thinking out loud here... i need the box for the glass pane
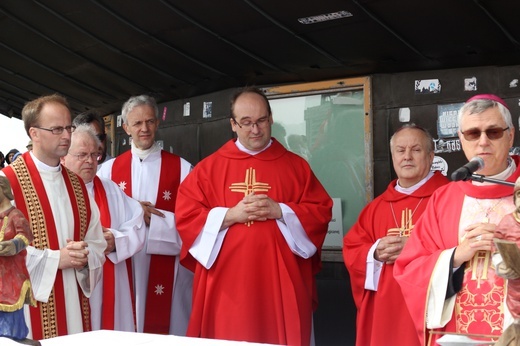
[269,90,367,243]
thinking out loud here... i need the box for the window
[265,77,372,258]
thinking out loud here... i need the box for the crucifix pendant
[482,212,489,223]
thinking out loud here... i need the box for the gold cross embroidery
[469,250,491,286]
[229,167,271,226]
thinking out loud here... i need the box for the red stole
[3,152,92,339]
[111,150,180,334]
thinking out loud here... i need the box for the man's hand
[59,239,90,270]
[222,193,282,230]
[243,193,282,221]
[140,201,165,226]
[103,227,115,255]
[375,235,408,264]
[454,222,496,267]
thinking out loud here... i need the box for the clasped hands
[222,193,282,230]
[59,238,89,270]
[375,235,408,264]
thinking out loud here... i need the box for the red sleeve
[343,199,381,309]
[175,165,211,272]
[284,162,333,257]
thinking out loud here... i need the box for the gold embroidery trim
[229,167,271,227]
[10,159,91,337]
[63,166,91,330]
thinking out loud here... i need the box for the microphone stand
[467,173,515,187]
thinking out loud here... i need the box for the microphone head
[450,156,485,181]
[470,156,485,171]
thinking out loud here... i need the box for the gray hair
[71,123,101,149]
[390,123,434,154]
[121,95,159,124]
[458,99,513,129]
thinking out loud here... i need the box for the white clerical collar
[472,156,516,186]
[235,138,272,155]
[395,171,435,195]
[131,141,161,160]
[30,151,61,172]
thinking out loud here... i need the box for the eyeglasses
[68,152,102,162]
[34,125,76,135]
[232,116,270,129]
[461,127,510,141]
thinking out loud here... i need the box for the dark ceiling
[1,0,519,119]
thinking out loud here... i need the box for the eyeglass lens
[462,127,508,141]
[54,126,75,134]
[234,117,269,128]
[72,153,100,161]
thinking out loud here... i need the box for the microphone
[451,156,485,181]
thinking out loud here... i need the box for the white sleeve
[77,196,107,298]
[146,210,182,255]
[107,188,145,264]
[25,247,60,302]
[189,207,228,269]
[276,203,317,258]
[364,239,384,291]
[426,248,457,329]
[96,158,114,180]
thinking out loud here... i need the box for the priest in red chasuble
[343,124,448,346]
[395,94,519,346]
[175,87,332,346]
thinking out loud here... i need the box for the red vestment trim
[3,152,91,339]
[111,150,180,334]
[93,176,115,330]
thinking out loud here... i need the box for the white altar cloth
[18,330,278,346]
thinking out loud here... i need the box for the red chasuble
[175,139,332,345]
[343,171,448,346]
[3,152,92,339]
[111,150,180,334]
[394,156,520,346]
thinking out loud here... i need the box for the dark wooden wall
[372,64,520,196]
